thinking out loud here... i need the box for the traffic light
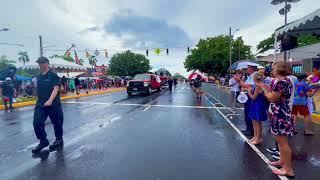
[280,35,298,51]
[146,49,149,56]
[187,47,190,53]
[105,49,108,58]
[166,49,169,55]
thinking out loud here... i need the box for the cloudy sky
[0,0,319,76]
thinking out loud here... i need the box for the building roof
[257,42,320,62]
[275,8,320,38]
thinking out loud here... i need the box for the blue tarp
[16,75,32,81]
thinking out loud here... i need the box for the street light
[0,43,24,47]
[0,28,9,32]
[271,0,301,61]
[229,27,240,68]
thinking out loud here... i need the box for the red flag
[74,50,79,64]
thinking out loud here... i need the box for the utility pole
[229,27,232,68]
[271,0,301,62]
[39,35,43,57]
[283,0,288,62]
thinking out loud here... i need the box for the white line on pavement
[203,91,288,180]
[77,104,96,109]
[63,101,233,110]
[142,106,152,111]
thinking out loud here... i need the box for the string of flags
[51,46,193,65]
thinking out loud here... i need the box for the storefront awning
[275,8,320,38]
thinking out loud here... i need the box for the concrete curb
[312,114,320,125]
[0,88,126,110]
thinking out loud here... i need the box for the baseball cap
[36,56,49,64]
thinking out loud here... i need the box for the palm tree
[0,55,16,69]
[18,51,30,66]
[88,55,97,69]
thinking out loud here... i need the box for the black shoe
[266,148,279,155]
[32,139,49,154]
[242,130,253,136]
[49,139,64,150]
[272,154,280,160]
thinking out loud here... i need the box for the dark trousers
[244,98,253,133]
[169,85,173,92]
[33,105,64,141]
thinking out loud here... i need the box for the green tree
[156,68,171,76]
[0,55,16,69]
[256,34,275,54]
[257,34,320,54]
[184,35,252,75]
[173,73,186,80]
[18,51,30,66]
[109,50,151,77]
[88,55,97,68]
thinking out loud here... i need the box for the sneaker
[266,148,279,155]
[32,139,49,153]
[272,154,280,160]
[49,139,64,150]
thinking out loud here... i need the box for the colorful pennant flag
[86,49,90,58]
[154,48,161,55]
[74,50,79,64]
[65,50,71,58]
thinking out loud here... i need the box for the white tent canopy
[21,57,89,70]
[275,8,320,37]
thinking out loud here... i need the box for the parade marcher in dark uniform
[168,76,174,93]
[173,78,178,87]
[32,57,64,153]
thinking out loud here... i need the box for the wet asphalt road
[0,83,316,180]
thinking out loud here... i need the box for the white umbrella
[236,62,263,70]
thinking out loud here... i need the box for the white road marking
[142,106,152,111]
[77,104,96,109]
[4,114,122,179]
[203,91,288,180]
[64,101,234,110]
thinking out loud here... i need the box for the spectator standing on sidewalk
[0,77,17,112]
[228,72,241,109]
[239,65,257,136]
[292,74,317,136]
[247,73,267,145]
[32,57,64,153]
[257,62,295,178]
[74,77,80,95]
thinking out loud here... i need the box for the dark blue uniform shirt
[36,71,61,107]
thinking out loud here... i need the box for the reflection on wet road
[0,84,318,179]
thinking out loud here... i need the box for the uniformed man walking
[32,57,64,153]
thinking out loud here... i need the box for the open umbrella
[228,60,263,71]
[188,71,208,82]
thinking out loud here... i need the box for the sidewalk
[0,87,126,110]
[203,83,320,180]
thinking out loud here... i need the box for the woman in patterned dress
[256,62,295,178]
